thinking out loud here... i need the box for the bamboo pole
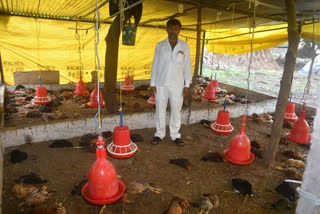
[200,31,206,77]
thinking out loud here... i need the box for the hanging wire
[245,0,256,115]
[300,16,316,104]
[94,0,102,136]
[75,21,83,80]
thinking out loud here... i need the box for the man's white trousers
[154,86,183,140]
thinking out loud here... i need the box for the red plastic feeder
[203,81,217,100]
[284,102,298,122]
[212,80,221,93]
[88,88,105,108]
[74,79,89,95]
[286,106,311,144]
[224,114,255,165]
[81,136,125,205]
[121,76,135,92]
[147,95,156,106]
[107,126,137,159]
[32,86,51,105]
[211,110,234,134]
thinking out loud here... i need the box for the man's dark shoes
[173,138,184,146]
[151,137,162,145]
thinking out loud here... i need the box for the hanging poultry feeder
[284,102,298,122]
[211,110,234,134]
[286,105,311,144]
[88,87,105,108]
[107,125,137,159]
[212,80,221,93]
[121,76,135,92]
[122,25,136,46]
[203,81,217,100]
[32,86,51,105]
[147,95,156,106]
[224,114,255,165]
[82,136,125,205]
[74,79,89,95]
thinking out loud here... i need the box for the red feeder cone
[203,81,217,100]
[74,79,89,95]
[147,95,156,106]
[286,106,311,144]
[212,80,221,93]
[32,86,51,105]
[88,88,105,108]
[121,76,135,92]
[82,136,125,205]
[107,126,137,159]
[224,114,255,165]
[211,110,234,134]
[284,102,298,122]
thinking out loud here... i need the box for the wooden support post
[104,15,121,114]
[264,0,300,166]
[0,53,4,85]
[187,6,201,124]
[200,31,206,77]
[193,7,201,81]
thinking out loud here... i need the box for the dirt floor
[3,115,311,214]
[4,83,253,128]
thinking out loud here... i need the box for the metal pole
[200,31,206,77]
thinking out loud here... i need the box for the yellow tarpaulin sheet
[205,24,289,55]
[206,22,320,55]
[0,15,197,85]
[301,22,320,43]
[1,13,320,85]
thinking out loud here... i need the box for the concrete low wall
[0,98,277,149]
[6,80,151,92]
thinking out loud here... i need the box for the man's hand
[151,86,157,95]
[183,87,189,97]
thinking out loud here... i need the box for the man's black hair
[166,19,182,28]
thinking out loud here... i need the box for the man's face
[167,24,180,40]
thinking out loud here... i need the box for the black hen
[71,179,88,196]
[131,133,144,143]
[201,152,224,162]
[15,173,48,184]
[200,119,211,128]
[232,178,253,196]
[49,139,73,148]
[169,158,192,170]
[275,181,296,201]
[10,149,28,164]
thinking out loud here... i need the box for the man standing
[150,19,192,146]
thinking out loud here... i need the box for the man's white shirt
[150,38,192,89]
